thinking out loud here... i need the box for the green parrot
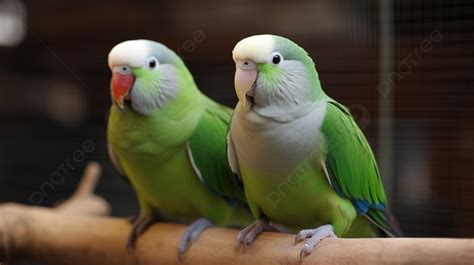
[228,35,402,259]
[106,39,253,259]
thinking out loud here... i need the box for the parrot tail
[384,207,403,237]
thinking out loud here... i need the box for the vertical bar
[378,0,394,200]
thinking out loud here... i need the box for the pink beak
[234,67,257,108]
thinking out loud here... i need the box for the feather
[320,99,400,237]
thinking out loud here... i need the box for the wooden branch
[55,161,110,216]
[0,204,473,265]
[0,161,472,264]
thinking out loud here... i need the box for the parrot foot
[295,224,337,260]
[178,218,214,261]
[234,218,277,250]
[126,214,159,252]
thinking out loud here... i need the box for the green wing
[188,97,246,206]
[321,99,400,236]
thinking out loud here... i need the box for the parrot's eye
[147,57,158,69]
[270,52,283,65]
[238,60,256,70]
[113,66,132,75]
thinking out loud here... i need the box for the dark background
[0,0,473,238]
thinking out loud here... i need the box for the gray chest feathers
[231,102,327,176]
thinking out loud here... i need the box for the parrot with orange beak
[106,39,253,259]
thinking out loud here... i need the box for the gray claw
[235,219,276,251]
[295,229,314,244]
[234,221,256,250]
[300,248,309,261]
[295,224,337,261]
[178,218,213,261]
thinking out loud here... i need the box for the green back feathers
[321,99,401,236]
[189,98,247,206]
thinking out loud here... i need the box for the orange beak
[111,72,135,110]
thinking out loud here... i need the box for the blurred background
[0,0,472,238]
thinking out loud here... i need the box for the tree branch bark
[0,204,473,265]
[1,162,473,264]
[55,161,110,216]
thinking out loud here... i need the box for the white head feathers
[232,35,275,63]
[108,40,154,69]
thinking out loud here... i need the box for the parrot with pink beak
[228,35,401,259]
[106,39,253,259]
